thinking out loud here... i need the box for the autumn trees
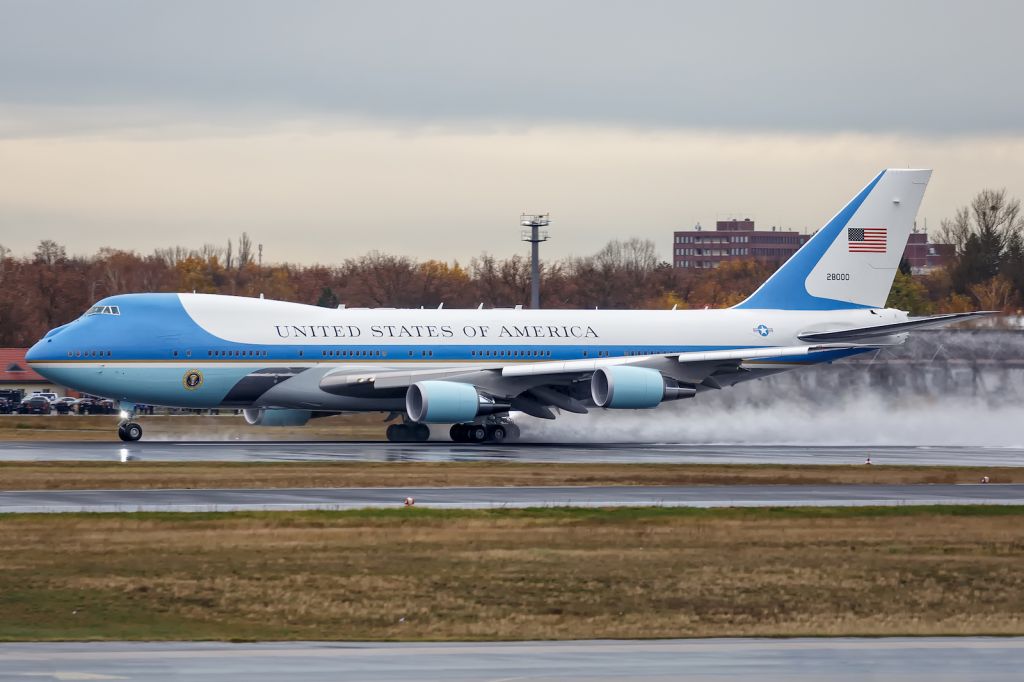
[1,189,1022,345]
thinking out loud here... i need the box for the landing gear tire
[118,422,143,442]
[485,425,507,443]
[387,423,431,443]
[466,424,488,443]
[449,424,468,443]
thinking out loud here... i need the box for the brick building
[672,219,809,269]
[673,220,953,273]
[903,231,954,273]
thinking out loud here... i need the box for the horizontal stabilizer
[797,311,994,343]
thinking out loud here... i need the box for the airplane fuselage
[26,292,900,411]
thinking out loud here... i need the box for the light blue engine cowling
[243,408,312,426]
[406,381,507,423]
[590,366,695,409]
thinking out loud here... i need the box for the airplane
[26,168,988,443]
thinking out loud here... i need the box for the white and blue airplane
[26,169,986,443]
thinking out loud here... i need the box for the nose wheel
[118,422,143,442]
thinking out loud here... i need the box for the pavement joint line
[4,638,1024,661]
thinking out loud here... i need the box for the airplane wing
[796,311,994,343]
[318,343,866,418]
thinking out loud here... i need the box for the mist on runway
[521,329,1024,446]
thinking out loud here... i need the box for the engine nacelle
[406,381,508,423]
[590,366,696,409]
[243,408,312,427]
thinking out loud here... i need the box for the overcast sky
[1,0,1022,263]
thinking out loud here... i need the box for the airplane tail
[735,168,932,310]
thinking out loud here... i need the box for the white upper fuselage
[184,294,903,351]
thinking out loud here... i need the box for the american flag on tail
[848,227,887,253]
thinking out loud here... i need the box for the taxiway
[2,483,1022,513]
[2,638,1022,681]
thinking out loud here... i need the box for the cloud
[1,0,1021,135]
[1,122,1023,263]
[1,2,1021,262]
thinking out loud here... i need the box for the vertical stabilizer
[735,168,931,310]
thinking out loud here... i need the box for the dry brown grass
[0,460,1018,490]
[1,507,1023,641]
[0,414,388,441]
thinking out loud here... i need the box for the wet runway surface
[3,483,1022,513]
[5,440,1024,466]
[2,638,1023,681]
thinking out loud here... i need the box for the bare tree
[33,240,66,266]
[199,243,224,264]
[938,189,1022,255]
[237,232,253,267]
[153,246,190,268]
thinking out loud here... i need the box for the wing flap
[499,344,855,378]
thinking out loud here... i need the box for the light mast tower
[520,213,550,309]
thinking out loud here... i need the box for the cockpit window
[85,305,121,317]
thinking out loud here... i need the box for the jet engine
[242,408,312,427]
[590,366,696,409]
[406,381,509,423]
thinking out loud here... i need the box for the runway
[2,638,1023,681]
[5,440,1024,466]
[2,483,1022,513]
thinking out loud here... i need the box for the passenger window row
[205,350,269,358]
[323,349,385,358]
[471,350,552,358]
[99,348,665,361]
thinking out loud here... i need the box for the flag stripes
[848,227,887,253]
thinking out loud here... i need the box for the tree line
[1,189,1021,346]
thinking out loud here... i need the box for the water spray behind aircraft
[519,328,1024,447]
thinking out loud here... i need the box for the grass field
[1,506,1022,641]
[0,460,1018,490]
[0,414,388,441]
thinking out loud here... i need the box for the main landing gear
[450,419,521,444]
[385,416,521,444]
[117,402,143,442]
[386,422,431,443]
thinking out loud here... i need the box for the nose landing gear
[118,421,143,442]
[117,402,143,442]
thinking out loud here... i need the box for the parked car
[18,397,52,414]
[31,392,59,403]
[76,398,116,415]
[0,389,25,405]
[0,397,14,414]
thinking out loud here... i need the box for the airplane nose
[25,339,47,363]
